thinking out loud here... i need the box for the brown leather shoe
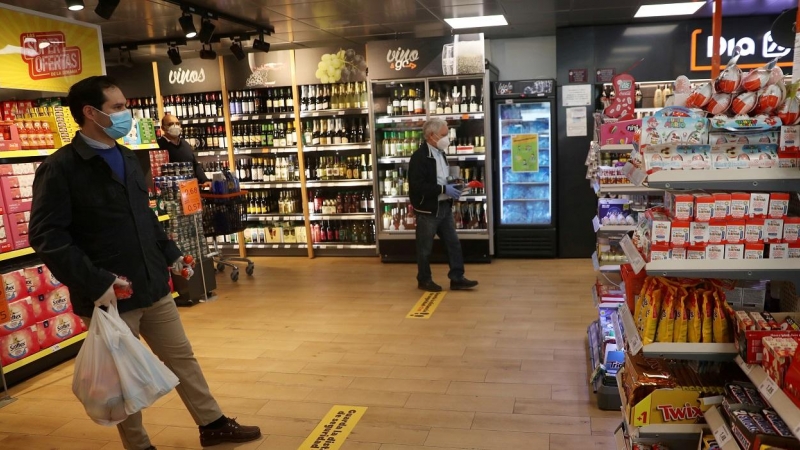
[199,417,261,447]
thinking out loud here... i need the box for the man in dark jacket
[157,113,211,187]
[408,118,478,292]
[28,76,260,450]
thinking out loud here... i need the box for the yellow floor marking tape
[406,291,446,319]
[297,405,367,450]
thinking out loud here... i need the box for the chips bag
[700,290,714,343]
[656,285,677,343]
[712,290,731,343]
[673,287,689,343]
[687,292,702,343]
[635,278,656,334]
[642,280,664,345]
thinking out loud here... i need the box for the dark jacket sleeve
[151,206,182,265]
[28,161,116,303]
[193,156,209,184]
[409,149,445,200]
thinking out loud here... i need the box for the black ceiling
[4,0,796,59]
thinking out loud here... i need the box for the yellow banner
[297,405,367,450]
[0,4,104,93]
[406,291,446,319]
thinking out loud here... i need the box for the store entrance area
[1,257,615,450]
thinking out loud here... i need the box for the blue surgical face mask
[92,108,133,140]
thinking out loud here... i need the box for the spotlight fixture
[198,18,216,44]
[252,31,270,53]
[179,13,197,38]
[229,40,245,61]
[94,0,120,19]
[199,44,216,60]
[66,0,84,11]
[167,45,182,65]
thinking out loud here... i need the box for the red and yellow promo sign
[0,3,104,93]
[179,179,202,215]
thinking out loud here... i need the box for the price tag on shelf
[592,252,600,271]
[592,216,601,233]
[792,423,800,438]
[280,114,287,119]
[272,245,279,249]
[739,359,753,375]
[50,343,61,353]
[713,426,732,447]
[759,376,779,399]
[312,112,319,117]
[620,235,645,274]
[178,179,202,215]
[38,149,50,156]
[337,245,343,249]
[338,111,345,115]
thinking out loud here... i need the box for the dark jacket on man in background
[408,141,449,215]
[29,133,182,318]
[157,136,210,183]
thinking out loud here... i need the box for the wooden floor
[0,257,620,450]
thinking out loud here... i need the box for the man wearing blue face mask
[28,76,261,450]
[408,118,478,292]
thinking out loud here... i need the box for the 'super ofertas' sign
[690,25,793,71]
[0,3,105,93]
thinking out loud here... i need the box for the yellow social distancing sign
[297,405,367,450]
[406,291,446,319]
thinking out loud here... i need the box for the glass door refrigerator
[492,80,557,257]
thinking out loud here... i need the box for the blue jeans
[416,201,465,283]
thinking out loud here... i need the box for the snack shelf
[375,115,427,124]
[0,247,35,262]
[248,214,304,221]
[4,332,88,374]
[299,108,368,118]
[230,113,294,122]
[599,144,635,152]
[158,215,170,222]
[429,112,485,121]
[646,260,800,291]
[735,355,800,440]
[240,182,302,189]
[0,149,57,158]
[703,405,741,450]
[592,284,625,309]
[593,215,636,233]
[646,168,800,192]
[593,180,662,195]
[306,180,372,188]
[618,303,737,361]
[304,143,371,152]
[592,251,624,272]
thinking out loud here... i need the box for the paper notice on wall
[562,84,591,106]
[566,107,587,137]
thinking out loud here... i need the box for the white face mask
[436,136,450,151]
[166,125,181,138]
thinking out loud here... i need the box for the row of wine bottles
[385,83,483,116]
[163,92,223,119]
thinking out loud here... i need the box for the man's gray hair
[423,118,448,139]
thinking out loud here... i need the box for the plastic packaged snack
[656,285,677,343]
[687,292,702,343]
[701,290,714,343]
[673,288,689,343]
[712,290,730,343]
[642,280,664,345]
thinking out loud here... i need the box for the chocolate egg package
[714,48,743,94]
[686,82,714,109]
[755,84,786,115]
[777,81,800,126]
[742,58,779,92]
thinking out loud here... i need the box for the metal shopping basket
[201,190,254,282]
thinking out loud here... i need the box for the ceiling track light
[229,39,245,61]
[199,43,216,60]
[95,0,120,20]
[66,0,84,11]
[179,13,197,39]
[167,45,182,65]
[252,31,270,53]
[198,18,216,44]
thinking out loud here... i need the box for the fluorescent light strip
[445,15,507,29]
[634,2,706,18]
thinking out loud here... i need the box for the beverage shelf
[375,115,427,124]
[378,156,411,164]
[704,406,741,450]
[379,230,488,240]
[502,198,549,202]
[429,112,485,121]
[0,247,35,262]
[0,149,57,158]
[299,108,369,118]
[381,195,486,203]
[646,168,800,192]
[736,355,800,440]
[599,144,635,152]
[230,113,295,122]
[618,303,737,361]
[306,179,372,188]
[237,147,298,154]
[240,182,302,189]
[218,243,308,249]
[158,215,170,222]
[248,214,304,221]
[182,117,226,125]
[312,243,375,249]
[304,143,371,152]
[377,153,484,163]
[4,332,87,374]
[196,150,227,157]
[309,214,374,221]
[646,259,800,290]
[593,216,636,233]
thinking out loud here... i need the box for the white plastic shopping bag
[72,308,127,426]
[98,304,180,416]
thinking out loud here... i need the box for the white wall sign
[562,84,591,107]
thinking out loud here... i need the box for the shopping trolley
[201,190,254,282]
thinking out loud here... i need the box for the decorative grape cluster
[314,48,367,84]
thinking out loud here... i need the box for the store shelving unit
[646,260,800,291]
[736,356,800,440]
[704,406,741,450]
[646,168,800,192]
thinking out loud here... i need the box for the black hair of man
[67,76,119,126]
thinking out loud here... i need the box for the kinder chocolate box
[710,131,779,146]
[671,245,687,259]
[690,221,710,245]
[640,108,709,148]
[726,243,745,259]
[666,192,694,220]
[780,152,799,167]
[0,297,35,336]
[731,193,750,219]
[727,220,746,244]
[0,325,39,366]
[2,269,27,303]
[770,243,789,259]
[790,242,800,258]
[784,218,800,243]
[765,218,784,243]
[750,193,770,218]
[687,244,706,259]
[709,220,727,244]
[781,125,800,153]
[694,194,714,222]
[31,285,71,322]
[769,193,790,219]
[713,193,732,220]
[643,145,712,171]
[745,243,765,259]
[706,243,725,260]
[650,243,671,261]
[712,145,780,169]
[745,219,765,243]
[36,312,82,349]
[671,220,690,246]
[647,209,672,243]
[599,119,642,146]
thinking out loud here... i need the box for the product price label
[592,216,601,233]
[759,376,779,399]
[312,112,319,117]
[338,110,345,115]
[51,343,61,352]
[792,422,800,438]
[739,358,753,375]
[620,235,645,274]
[713,426,732,447]
[178,179,202,215]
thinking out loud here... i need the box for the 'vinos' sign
[169,68,206,85]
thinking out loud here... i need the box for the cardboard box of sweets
[722,382,800,450]
[734,312,800,364]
